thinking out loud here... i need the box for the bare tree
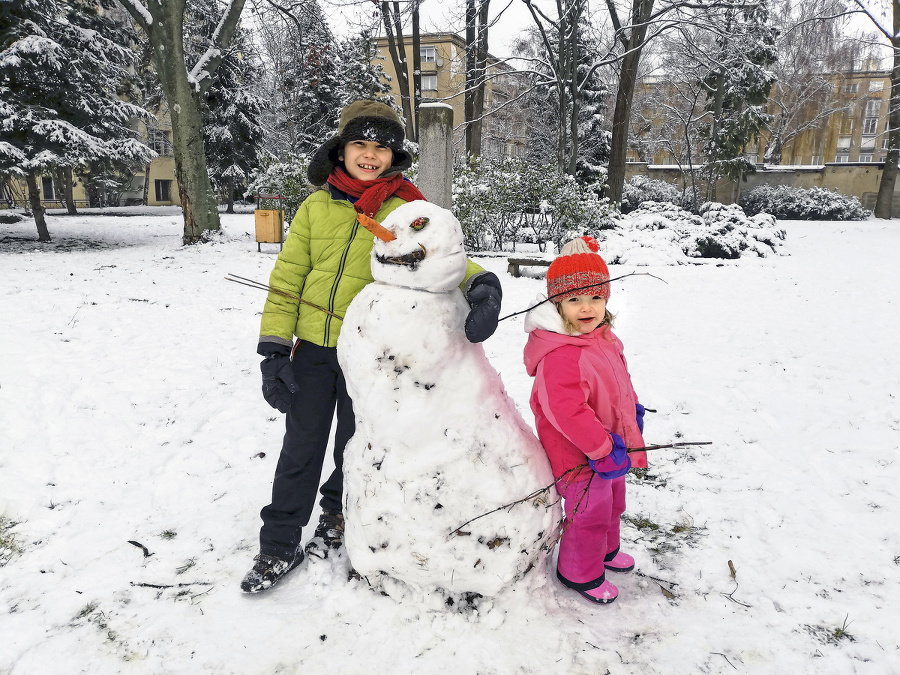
[118,0,246,243]
[380,0,416,139]
[853,0,900,218]
[764,0,861,164]
[464,0,491,155]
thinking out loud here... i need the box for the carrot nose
[357,213,396,242]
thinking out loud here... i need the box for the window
[859,154,874,162]
[837,135,852,150]
[811,155,823,165]
[865,99,881,116]
[41,176,55,199]
[883,139,891,149]
[149,129,172,155]
[841,118,854,134]
[155,179,172,202]
[835,153,850,163]
[861,135,876,150]
[863,117,879,134]
[420,46,436,63]
[869,80,884,92]
[745,153,759,164]
[421,74,437,91]
[845,83,859,93]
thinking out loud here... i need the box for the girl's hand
[588,433,631,479]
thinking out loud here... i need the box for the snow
[2,209,900,673]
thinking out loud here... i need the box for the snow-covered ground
[1,210,898,673]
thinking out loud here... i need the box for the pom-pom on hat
[307,100,413,186]
[546,236,611,302]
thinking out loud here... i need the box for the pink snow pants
[556,474,626,587]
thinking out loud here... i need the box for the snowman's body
[337,201,559,598]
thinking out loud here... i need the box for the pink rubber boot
[604,550,635,573]
[580,579,619,604]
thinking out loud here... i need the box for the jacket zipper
[325,211,360,344]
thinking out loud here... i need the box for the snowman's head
[358,201,467,292]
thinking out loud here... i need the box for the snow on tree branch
[188,0,246,94]
[116,0,152,28]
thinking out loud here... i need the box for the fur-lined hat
[307,100,413,186]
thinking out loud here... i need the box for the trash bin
[255,193,285,252]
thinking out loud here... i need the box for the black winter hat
[307,100,413,186]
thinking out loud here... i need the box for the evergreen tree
[701,1,777,198]
[185,0,266,213]
[0,0,153,240]
[336,31,396,108]
[253,0,344,156]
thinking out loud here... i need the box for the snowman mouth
[376,245,427,267]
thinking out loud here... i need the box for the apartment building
[371,32,526,159]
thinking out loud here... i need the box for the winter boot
[240,549,304,593]
[304,509,345,560]
[579,579,619,604]
[557,570,619,604]
[604,549,635,573]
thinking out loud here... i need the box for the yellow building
[372,32,526,158]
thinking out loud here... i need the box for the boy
[241,100,503,593]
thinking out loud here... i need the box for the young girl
[523,236,648,604]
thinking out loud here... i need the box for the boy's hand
[259,348,298,413]
[588,433,631,479]
[464,272,502,343]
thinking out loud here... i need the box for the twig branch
[225,273,344,320]
[629,441,712,453]
[498,272,668,322]
[127,540,153,557]
[449,465,583,536]
[130,581,214,589]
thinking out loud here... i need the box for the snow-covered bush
[620,175,684,213]
[739,185,870,220]
[246,155,314,220]
[596,201,786,264]
[453,157,612,252]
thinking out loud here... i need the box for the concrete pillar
[417,103,454,209]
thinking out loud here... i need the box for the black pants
[258,341,354,559]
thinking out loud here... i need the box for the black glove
[464,272,502,343]
[259,344,298,413]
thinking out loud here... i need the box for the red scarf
[327,167,427,217]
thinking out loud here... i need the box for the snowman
[337,201,560,600]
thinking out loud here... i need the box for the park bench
[507,257,552,277]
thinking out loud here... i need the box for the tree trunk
[116,0,245,244]
[381,1,415,140]
[150,33,220,243]
[412,2,421,143]
[57,168,77,214]
[142,163,151,205]
[25,172,51,242]
[875,22,900,218]
[465,0,490,156]
[226,174,235,214]
[605,0,654,205]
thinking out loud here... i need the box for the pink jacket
[523,298,647,482]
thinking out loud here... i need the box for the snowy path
[1,213,899,673]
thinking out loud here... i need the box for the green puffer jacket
[259,188,486,349]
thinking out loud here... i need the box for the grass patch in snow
[0,516,23,566]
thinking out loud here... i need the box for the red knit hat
[546,236,610,302]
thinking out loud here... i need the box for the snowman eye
[410,217,429,231]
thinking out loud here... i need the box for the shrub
[246,155,315,222]
[597,201,786,264]
[452,157,612,252]
[620,176,683,213]
[739,185,869,220]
